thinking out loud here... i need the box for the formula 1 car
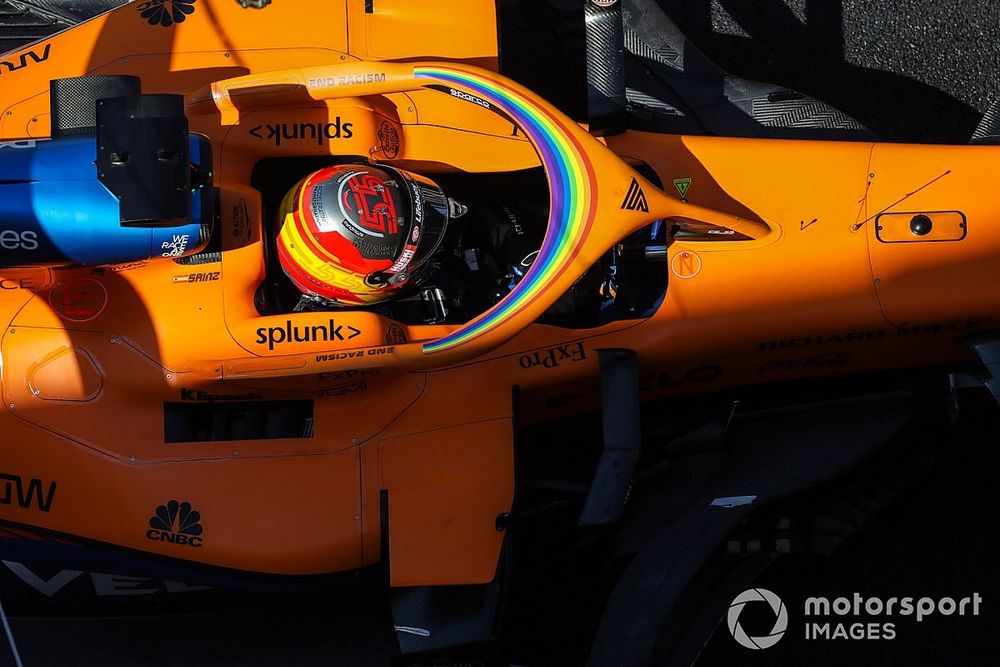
[1,1,999,665]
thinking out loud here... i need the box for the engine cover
[0,134,212,268]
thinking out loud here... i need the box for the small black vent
[164,400,314,443]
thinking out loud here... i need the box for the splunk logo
[255,319,363,351]
[249,119,354,147]
[146,500,203,548]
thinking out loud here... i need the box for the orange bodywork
[0,0,998,585]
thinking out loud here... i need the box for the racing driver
[272,163,543,321]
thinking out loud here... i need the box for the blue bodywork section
[0,135,210,267]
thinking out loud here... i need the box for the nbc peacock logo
[146,500,204,548]
[136,0,197,28]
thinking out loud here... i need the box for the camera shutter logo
[727,588,788,650]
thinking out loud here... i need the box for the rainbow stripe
[415,66,598,355]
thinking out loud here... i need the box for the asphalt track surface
[3,1,1000,665]
[665,0,1000,143]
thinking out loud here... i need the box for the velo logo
[728,588,788,650]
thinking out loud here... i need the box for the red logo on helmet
[341,174,399,237]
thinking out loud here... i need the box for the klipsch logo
[250,119,354,147]
[728,588,788,650]
[146,500,204,548]
[620,178,649,212]
[137,0,197,27]
[180,388,262,402]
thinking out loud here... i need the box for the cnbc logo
[146,500,204,548]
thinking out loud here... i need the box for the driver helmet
[276,164,451,306]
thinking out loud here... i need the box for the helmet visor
[367,167,449,287]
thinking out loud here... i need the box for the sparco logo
[728,588,788,650]
[256,319,362,351]
[449,88,491,110]
[146,500,203,547]
[0,44,50,76]
[250,119,354,147]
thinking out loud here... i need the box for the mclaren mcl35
[0,0,998,665]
